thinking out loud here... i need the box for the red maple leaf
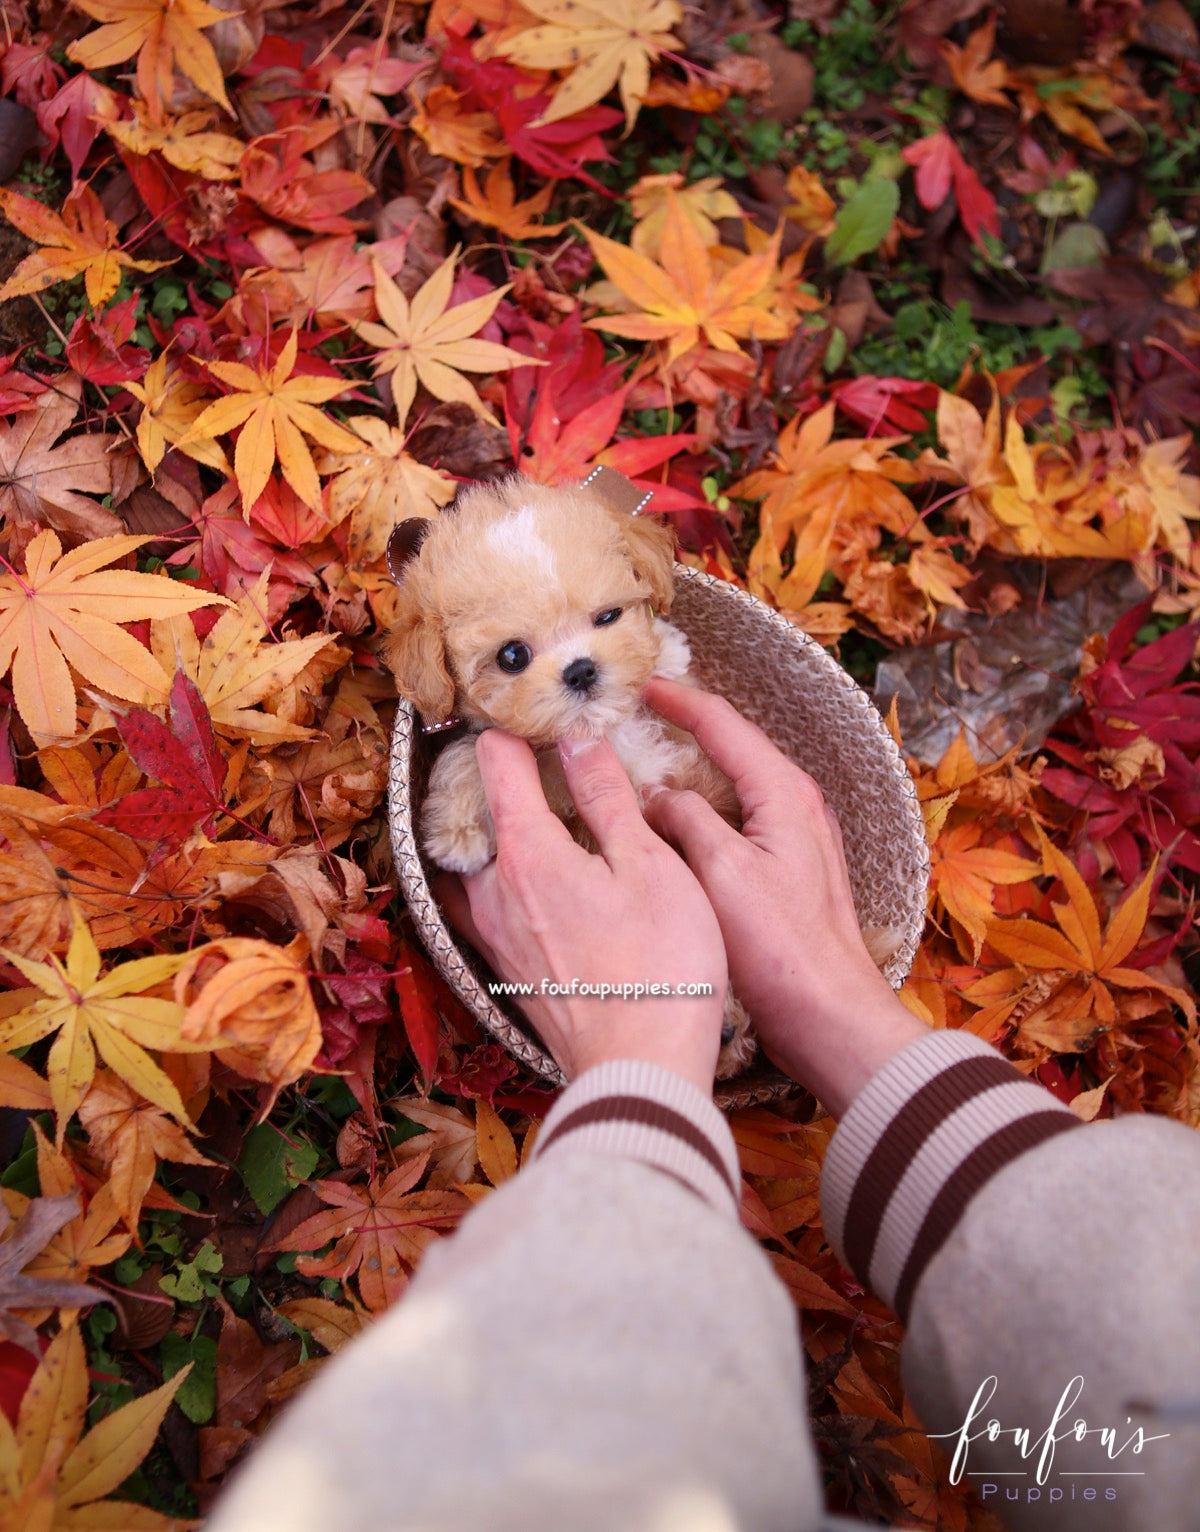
[95,669,228,858]
[1041,603,1200,887]
[66,296,151,387]
[442,39,622,191]
[903,130,1000,249]
[832,375,938,434]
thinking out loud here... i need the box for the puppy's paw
[716,993,757,1080]
[422,815,497,875]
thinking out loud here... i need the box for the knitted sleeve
[527,1057,742,1218]
[820,1029,1081,1320]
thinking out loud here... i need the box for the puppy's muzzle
[562,657,599,694]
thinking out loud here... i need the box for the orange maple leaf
[67,0,232,118]
[941,17,1011,108]
[735,401,919,612]
[0,184,168,310]
[583,194,787,365]
[968,834,1195,1050]
[78,1070,214,1230]
[449,160,567,239]
[410,82,506,166]
[930,821,1038,958]
[268,1154,468,1311]
[179,328,361,510]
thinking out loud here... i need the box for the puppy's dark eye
[594,608,622,627]
[496,640,532,673]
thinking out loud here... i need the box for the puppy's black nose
[562,657,598,694]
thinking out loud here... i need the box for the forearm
[209,1062,822,1532]
[821,1029,1200,1529]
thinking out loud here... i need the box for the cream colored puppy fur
[383,472,757,1076]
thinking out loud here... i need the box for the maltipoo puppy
[383,467,757,1076]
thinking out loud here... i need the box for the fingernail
[640,781,666,806]
[558,737,599,762]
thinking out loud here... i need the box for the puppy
[383,468,757,1076]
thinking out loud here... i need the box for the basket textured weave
[387,565,930,1109]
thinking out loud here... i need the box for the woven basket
[387,565,930,1110]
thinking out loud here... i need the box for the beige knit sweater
[207,1030,1200,1531]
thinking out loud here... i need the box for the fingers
[643,678,781,784]
[643,678,825,836]
[644,786,736,872]
[474,729,566,848]
[557,736,652,865]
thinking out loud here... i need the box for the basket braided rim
[387,564,930,1111]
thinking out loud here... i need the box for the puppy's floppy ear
[619,512,676,613]
[580,466,676,613]
[381,564,457,722]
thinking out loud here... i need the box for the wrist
[764,987,929,1118]
[569,1008,720,1094]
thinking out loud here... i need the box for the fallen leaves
[268,1156,467,1311]
[584,194,787,364]
[181,328,361,511]
[0,1198,109,1351]
[355,250,537,426]
[0,1319,191,1530]
[176,935,323,1102]
[0,184,167,309]
[493,0,683,131]
[0,375,122,543]
[67,0,232,118]
[0,910,203,1142]
[3,0,1200,1522]
[0,530,226,743]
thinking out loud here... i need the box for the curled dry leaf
[176,935,323,1101]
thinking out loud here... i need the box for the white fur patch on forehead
[483,505,557,581]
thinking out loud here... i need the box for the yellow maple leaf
[930,821,1038,958]
[0,529,227,743]
[149,571,337,744]
[494,0,682,131]
[178,327,361,510]
[783,165,836,235]
[628,172,740,258]
[448,160,567,239]
[0,184,168,310]
[0,1318,191,1529]
[0,909,215,1143]
[105,102,244,180]
[355,250,539,427]
[583,194,787,365]
[68,0,232,118]
[315,415,457,565]
[123,350,229,475]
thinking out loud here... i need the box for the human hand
[642,678,928,1116]
[435,728,728,1093]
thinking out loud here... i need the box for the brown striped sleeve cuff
[820,1030,1081,1322]
[528,1060,741,1218]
